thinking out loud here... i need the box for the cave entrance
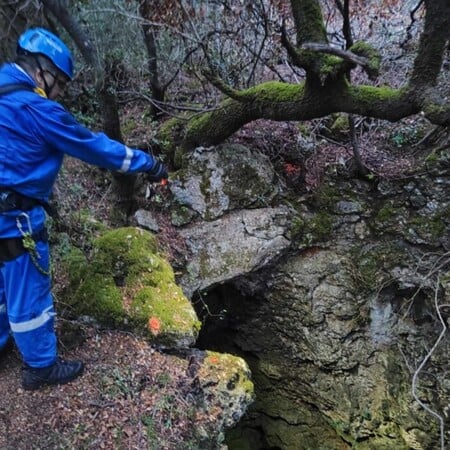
[192,283,277,450]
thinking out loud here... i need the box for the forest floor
[0,325,211,450]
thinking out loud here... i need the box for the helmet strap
[34,56,56,97]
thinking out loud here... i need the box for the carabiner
[16,212,33,237]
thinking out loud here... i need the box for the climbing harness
[0,189,54,216]
[15,213,50,276]
[0,225,48,266]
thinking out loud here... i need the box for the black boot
[22,358,84,391]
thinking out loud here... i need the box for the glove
[146,159,168,182]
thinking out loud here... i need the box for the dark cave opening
[193,283,253,354]
[192,282,275,450]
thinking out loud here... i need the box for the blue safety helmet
[17,28,74,80]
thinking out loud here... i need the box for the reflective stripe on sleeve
[10,306,55,333]
[119,146,134,173]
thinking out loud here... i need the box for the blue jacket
[0,63,157,237]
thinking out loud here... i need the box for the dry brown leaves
[0,328,207,450]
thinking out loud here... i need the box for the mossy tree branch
[176,81,422,152]
[161,0,449,159]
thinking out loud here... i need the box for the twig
[411,275,447,450]
[301,43,369,67]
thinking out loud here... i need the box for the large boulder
[187,350,255,448]
[63,227,201,348]
[178,206,292,297]
[169,143,280,224]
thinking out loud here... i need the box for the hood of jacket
[0,62,37,88]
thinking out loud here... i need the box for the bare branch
[201,69,246,102]
[302,43,369,68]
[280,20,308,70]
[411,275,447,450]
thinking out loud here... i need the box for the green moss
[201,351,254,396]
[375,204,397,223]
[62,245,126,324]
[170,205,196,226]
[243,81,305,103]
[93,227,158,281]
[424,148,450,172]
[329,113,349,136]
[349,41,381,78]
[328,418,354,445]
[408,214,446,240]
[62,247,89,284]
[187,110,215,136]
[306,212,334,241]
[156,116,187,166]
[291,216,306,237]
[424,151,440,164]
[312,183,340,209]
[131,280,201,340]
[371,202,409,233]
[220,152,272,208]
[349,85,405,104]
[349,243,406,291]
[294,184,337,243]
[422,102,448,117]
[71,273,125,324]
[321,54,344,77]
[62,227,201,344]
[291,0,327,43]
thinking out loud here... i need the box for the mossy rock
[196,351,255,429]
[63,227,201,348]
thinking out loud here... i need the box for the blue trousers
[0,240,57,368]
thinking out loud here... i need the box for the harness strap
[0,228,48,264]
[0,83,35,96]
[0,189,55,217]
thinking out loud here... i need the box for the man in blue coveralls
[0,28,168,390]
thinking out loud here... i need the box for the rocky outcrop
[135,143,294,297]
[60,225,255,448]
[96,141,448,449]
[178,206,292,297]
[169,144,279,223]
[165,144,450,449]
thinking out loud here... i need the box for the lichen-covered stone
[169,144,279,223]
[63,227,201,348]
[178,206,292,297]
[191,350,254,447]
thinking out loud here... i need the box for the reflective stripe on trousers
[0,239,57,367]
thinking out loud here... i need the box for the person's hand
[146,159,168,182]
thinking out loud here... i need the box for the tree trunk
[40,0,137,224]
[139,0,165,119]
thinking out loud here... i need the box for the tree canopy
[172,0,449,154]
